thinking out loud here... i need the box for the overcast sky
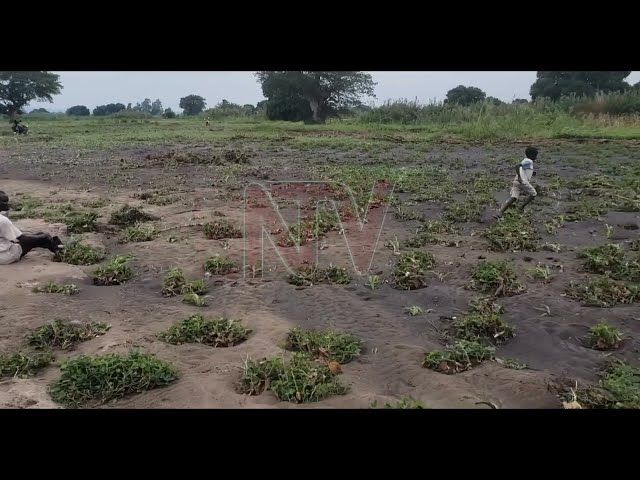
[30,71,640,113]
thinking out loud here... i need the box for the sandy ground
[1,141,639,409]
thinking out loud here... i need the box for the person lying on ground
[0,191,64,265]
[495,146,538,219]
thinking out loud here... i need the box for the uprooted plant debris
[483,211,539,252]
[468,260,526,297]
[558,360,640,409]
[162,267,207,297]
[579,243,640,282]
[584,322,625,351]
[284,327,362,364]
[565,276,640,307]
[203,220,243,240]
[93,255,134,285]
[144,149,251,166]
[287,264,352,286]
[109,205,158,226]
[451,297,514,345]
[53,237,106,266]
[423,340,495,374]
[391,250,436,290]
[28,319,111,350]
[0,351,55,379]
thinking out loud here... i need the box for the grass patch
[579,243,640,281]
[53,237,105,265]
[443,196,493,223]
[452,297,514,345]
[94,255,134,285]
[565,276,640,307]
[496,358,529,370]
[161,267,206,297]
[81,198,110,208]
[483,211,538,252]
[48,350,178,407]
[394,205,424,222]
[237,352,349,403]
[405,231,443,248]
[33,281,80,295]
[119,222,158,243]
[584,322,625,350]
[0,351,55,378]
[182,292,208,306]
[599,361,640,408]
[580,243,625,274]
[159,314,251,347]
[562,361,640,409]
[27,319,110,350]
[65,212,98,234]
[417,219,458,234]
[391,250,436,290]
[287,264,352,286]
[405,305,425,316]
[527,264,553,283]
[203,220,243,240]
[564,200,607,221]
[109,205,157,226]
[204,255,238,275]
[469,260,525,296]
[284,327,362,364]
[423,340,495,374]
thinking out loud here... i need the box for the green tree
[0,71,62,119]
[66,105,90,116]
[93,103,126,116]
[151,99,163,116]
[30,108,50,113]
[530,71,632,101]
[255,71,376,124]
[445,85,486,106]
[163,108,176,119]
[140,98,152,114]
[179,95,206,116]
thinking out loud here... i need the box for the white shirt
[513,157,534,185]
[0,212,22,254]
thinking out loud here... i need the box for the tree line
[2,71,640,123]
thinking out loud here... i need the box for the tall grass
[4,91,640,149]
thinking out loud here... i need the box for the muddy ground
[1,138,639,409]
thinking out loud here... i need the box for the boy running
[495,146,538,218]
